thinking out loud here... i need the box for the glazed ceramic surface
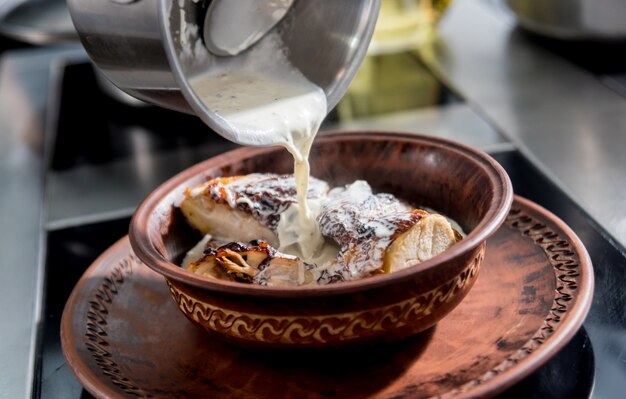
[129,132,513,347]
[62,196,593,398]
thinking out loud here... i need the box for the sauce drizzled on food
[189,33,331,265]
[180,175,462,286]
[181,15,462,286]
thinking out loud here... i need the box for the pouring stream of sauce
[189,33,333,264]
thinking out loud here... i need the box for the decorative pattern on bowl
[168,244,484,346]
[129,131,514,348]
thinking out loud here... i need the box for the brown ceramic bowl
[129,131,513,349]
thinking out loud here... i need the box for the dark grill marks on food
[204,173,329,230]
[190,239,301,283]
[317,187,428,282]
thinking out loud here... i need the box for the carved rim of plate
[445,206,583,397]
[78,204,586,398]
[84,253,152,398]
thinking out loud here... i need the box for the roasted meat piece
[316,181,460,283]
[180,174,329,247]
[186,239,314,286]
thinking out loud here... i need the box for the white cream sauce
[276,199,338,266]
[182,234,212,269]
[189,33,331,265]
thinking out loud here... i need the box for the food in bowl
[129,132,513,348]
[179,173,462,286]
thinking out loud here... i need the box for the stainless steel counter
[0,57,44,399]
[0,45,86,399]
[0,45,73,398]
[420,0,626,253]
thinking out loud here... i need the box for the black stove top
[33,60,626,399]
[49,63,235,171]
[36,152,603,399]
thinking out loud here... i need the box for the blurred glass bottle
[337,0,452,120]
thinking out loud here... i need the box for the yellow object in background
[369,0,452,55]
[337,0,453,120]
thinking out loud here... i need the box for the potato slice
[383,214,459,273]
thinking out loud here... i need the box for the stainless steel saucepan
[67,0,380,143]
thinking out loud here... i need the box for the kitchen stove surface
[34,59,621,399]
[49,63,235,171]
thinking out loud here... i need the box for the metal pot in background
[0,0,78,45]
[67,0,381,135]
[505,0,626,41]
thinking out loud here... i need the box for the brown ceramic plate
[61,196,593,399]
